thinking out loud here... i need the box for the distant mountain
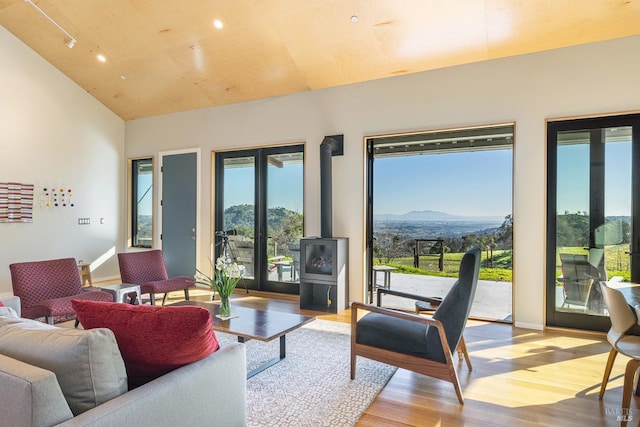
[374,209,504,223]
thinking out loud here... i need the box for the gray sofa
[0,295,246,427]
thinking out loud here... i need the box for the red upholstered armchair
[117,250,193,305]
[9,257,113,324]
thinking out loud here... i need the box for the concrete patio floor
[374,272,513,323]
[226,264,513,322]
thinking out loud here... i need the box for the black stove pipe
[320,137,338,238]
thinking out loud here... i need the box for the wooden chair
[351,247,481,404]
[598,282,640,418]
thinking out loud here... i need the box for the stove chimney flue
[319,135,343,238]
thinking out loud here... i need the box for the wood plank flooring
[88,285,638,426]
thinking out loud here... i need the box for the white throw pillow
[0,316,128,415]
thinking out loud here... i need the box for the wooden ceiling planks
[2,0,640,120]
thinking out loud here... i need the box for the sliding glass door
[546,114,640,331]
[366,124,514,322]
[215,145,304,294]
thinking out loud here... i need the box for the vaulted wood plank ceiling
[1,0,639,120]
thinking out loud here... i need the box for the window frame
[545,113,640,331]
[128,156,154,248]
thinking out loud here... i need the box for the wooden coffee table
[169,300,315,378]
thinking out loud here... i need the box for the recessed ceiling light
[97,54,106,63]
[350,15,359,23]
[213,19,224,29]
[120,75,127,80]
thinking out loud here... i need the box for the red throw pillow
[71,300,219,389]
[0,301,4,307]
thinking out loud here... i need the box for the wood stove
[299,135,349,313]
[299,237,348,313]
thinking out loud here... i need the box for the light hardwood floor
[87,285,638,426]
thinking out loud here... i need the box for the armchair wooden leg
[458,337,472,370]
[149,293,156,305]
[599,348,618,399]
[451,371,465,405]
[622,359,640,420]
[161,293,168,305]
[350,350,356,380]
[184,288,190,301]
[351,304,357,380]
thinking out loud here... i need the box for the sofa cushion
[0,316,127,416]
[72,300,220,389]
[0,353,74,426]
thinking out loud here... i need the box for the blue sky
[374,139,632,218]
[557,140,631,216]
[224,164,304,213]
[137,173,152,215]
[166,139,631,220]
[374,150,513,217]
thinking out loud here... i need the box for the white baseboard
[92,274,121,284]
[514,321,544,330]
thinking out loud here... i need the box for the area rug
[215,319,397,427]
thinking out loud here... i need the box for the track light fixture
[24,0,77,49]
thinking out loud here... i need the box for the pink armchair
[9,258,113,324]
[117,250,193,305]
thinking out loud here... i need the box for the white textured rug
[216,319,396,427]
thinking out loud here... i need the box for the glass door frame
[365,123,515,320]
[214,144,305,294]
[546,113,640,331]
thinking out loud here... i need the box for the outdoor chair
[351,247,481,404]
[117,250,193,305]
[558,253,597,310]
[229,237,254,277]
[288,243,301,282]
[9,257,113,325]
[598,282,640,418]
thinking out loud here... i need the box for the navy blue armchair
[351,247,481,404]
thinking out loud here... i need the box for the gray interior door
[161,152,197,277]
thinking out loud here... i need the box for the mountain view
[374,210,506,240]
[374,209,504,223]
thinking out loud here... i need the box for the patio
[263,263,513,322]
[374,272,513,323]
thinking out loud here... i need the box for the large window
[130,157,153,248]
[366,124,514,322]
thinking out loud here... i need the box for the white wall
[126,35,640,329]
[0,27,125,293]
